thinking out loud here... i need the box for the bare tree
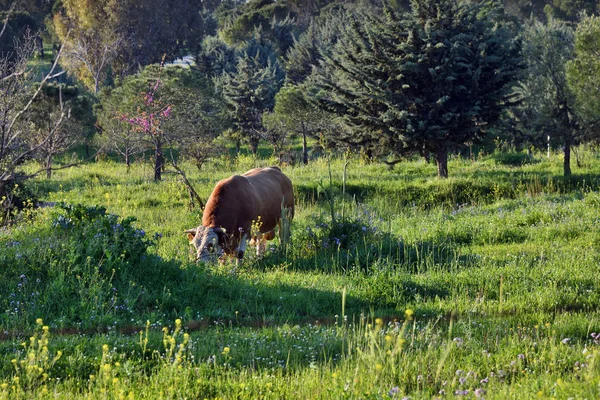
[0,27,69,221]
[62,33,123,94]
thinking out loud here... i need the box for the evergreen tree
[567,13,600,146]
[283,6,347,84]
[310,0,522,177]
[521,19,581,176]
[218,43,283,155]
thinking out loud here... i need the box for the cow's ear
[184,229,197,242]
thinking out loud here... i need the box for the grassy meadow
[1,148,600,399]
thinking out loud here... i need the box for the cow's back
[202,167,294,235]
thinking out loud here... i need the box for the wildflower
[405,309,414,318]
[480,377,489,384]
[388,386,400,397]
[375,318,384,327]
[36,318,43,326]
[518,353,525,360]
[385,335,393,343]
[561,338,571,345]
[474,388,486,398]
[222,347,230,355]
[455,389,469,396]
[375,363,383,371]
[453,337,464,347]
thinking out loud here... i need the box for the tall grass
[1,148,600,398]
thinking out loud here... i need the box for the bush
[0,203,167,330]
[486,151,536,166]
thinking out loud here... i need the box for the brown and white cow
[185,167,294,263]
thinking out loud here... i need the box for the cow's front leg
[236,234,248,266]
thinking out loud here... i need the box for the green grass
[1,149,600,398]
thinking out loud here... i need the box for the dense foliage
[310,0,523,177]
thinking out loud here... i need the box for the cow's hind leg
[257,230,275,256]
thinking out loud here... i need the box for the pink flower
[163,106,172,118]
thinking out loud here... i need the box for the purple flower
[163,106,172,117]
[388,386,400,397]
[455,389,469,396]
[453,337,463,347]
[480,377,489,385]
[474,388,486,398]
[518,353,525,360]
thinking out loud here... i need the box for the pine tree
[310,0,522,177]
[219,50,282,155]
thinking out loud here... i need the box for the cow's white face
[185,226,224,262]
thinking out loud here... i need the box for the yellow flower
[36,318,44,326]
[0,383,8,390]
[375,364,383,371]
[175,319,182,326]
[405,309,414,318]
[385,335,393,343]
[375,318,384,326]
[89,375,95,381]
[332,372,339,379]
[222,347,231,355]
[102,344,109,352]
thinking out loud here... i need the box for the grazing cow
[185,167,294,263]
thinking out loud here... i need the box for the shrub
[0,203,165,330]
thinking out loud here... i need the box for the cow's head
[185,226,226,262]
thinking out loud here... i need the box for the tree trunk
[249,137,259,156]
[154,142,163,181]
[45,156,52,179]
[302,130,308,165]
[125,152,131,173]
[36,36,43,59]
[563,136,571,177]
[435,145,448,178]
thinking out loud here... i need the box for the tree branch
[6,30,71,149]
[0,1,16,40]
